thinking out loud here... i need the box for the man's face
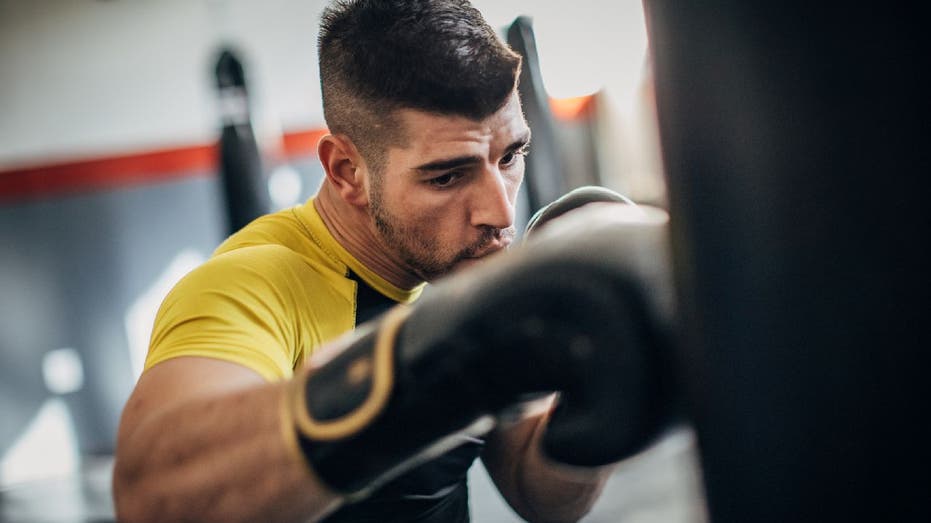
[367,92,530,282]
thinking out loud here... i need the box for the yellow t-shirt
[143,198,424,381]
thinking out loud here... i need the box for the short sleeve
[144,244,353,382]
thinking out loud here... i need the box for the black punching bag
[214,48,271,235]
[644,2,930,522]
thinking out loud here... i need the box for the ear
[318,134,370,207]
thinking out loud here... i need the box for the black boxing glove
[522,203,677,466]
[283,203,674,499]
[524,185,635,237]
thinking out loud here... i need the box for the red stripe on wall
[0,98,585,203]
[0,144,218,203]
[280,129,328,158]
[0,128,332,204]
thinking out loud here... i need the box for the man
[112,1,627,522]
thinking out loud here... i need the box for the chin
[450,257,490,277]
[421,256,485,282]
[454,258,481,271]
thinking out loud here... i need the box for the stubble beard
[369,188,509,282]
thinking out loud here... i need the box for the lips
[468,239,511,259]
[462,227,515,260]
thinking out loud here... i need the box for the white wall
[0,0,650,171]
[0,0,328,167]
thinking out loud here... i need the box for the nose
[470,167,516,230]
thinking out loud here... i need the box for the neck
[314,182,423,291]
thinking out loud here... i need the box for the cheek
[403,201,448,231]
[505,170,525,202]
[397,190,473,248]
[401,189,461,224]
[398,200,449,237]
[416,207,466,250]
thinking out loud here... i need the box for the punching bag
[214,48,271,235]
[644,2,930,522]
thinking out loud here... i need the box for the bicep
[118,357,267,444]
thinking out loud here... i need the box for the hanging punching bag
[643,2,930,522]
[214,47,271,235]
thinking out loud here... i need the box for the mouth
[457,227,516,265]
[466,239,512,260]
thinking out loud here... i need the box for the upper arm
[117,357,268,446]
[112,357,344,523]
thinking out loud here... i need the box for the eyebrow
[414,155,482,172]
[413,130,532,173]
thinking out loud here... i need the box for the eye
[428,171,464,188]
[500,146,529,168]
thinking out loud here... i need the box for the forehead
[389,92,529,162]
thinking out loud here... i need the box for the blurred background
[4,1,928,522]
[0,0,702,521]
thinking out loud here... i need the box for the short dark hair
[318,0,522,171]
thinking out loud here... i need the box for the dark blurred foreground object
[214,47,271,235]
[644,1,930,522]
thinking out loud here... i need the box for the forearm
[485,399,615,523]
[113,381,340,523]
[516,412,615,522]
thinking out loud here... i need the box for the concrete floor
[0,427,707,522]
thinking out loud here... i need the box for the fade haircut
[318,0,522,174]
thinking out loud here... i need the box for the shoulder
[147,244,354,380]
[215,207,315,258]
[158,244,356,350]
[169,243,348,314]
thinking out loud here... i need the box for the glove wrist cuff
[285,305,412,494]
